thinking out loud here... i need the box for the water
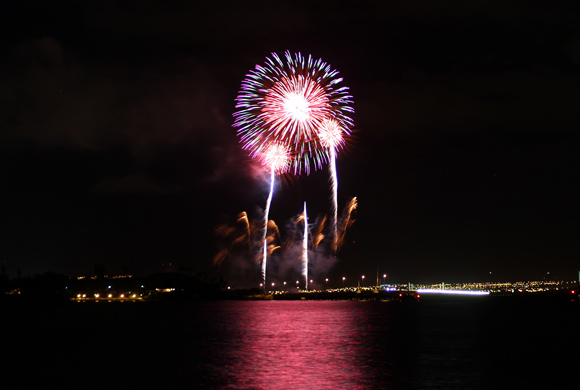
[4,297,578,389]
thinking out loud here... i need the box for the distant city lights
[416,289,489,296]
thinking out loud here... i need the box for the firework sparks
[213,211,260,270]
[336,197,358,251]
[237,211,251,251]
[213,202,358,287]
[234,51,354,175]
[212,249,228,268]
[311,215,327,249]
[262,75,328,141]
[265,221,282,258]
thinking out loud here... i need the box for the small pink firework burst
[318,118,344,149]
[260,143,291,174]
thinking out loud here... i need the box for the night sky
[1,1,579,285]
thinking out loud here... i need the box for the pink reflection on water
[218,301,376,390]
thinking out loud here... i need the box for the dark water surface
[4,297,579,389]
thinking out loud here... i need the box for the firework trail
[234,51,354,176]
[318,118,345,252]
[259,143,290,289]
[260,169,274,289]
[329,149,338,251]
[302,202,308,290]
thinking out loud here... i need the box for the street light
[383,274,387,285]
[361,275,365,288]
[325,278,329,290]
[342,276,346,289]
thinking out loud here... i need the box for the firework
[266,220,281,257]
[302,202,308,290]
[233,51,354,288]
[237,211,251,251]
[213,202,358,287]
[212,249,228,268]
[259,142,291,174]
[336,197,358,251]
[318,118,344,251]
[318,118,344,150]
[234,51,354,175]
[328,150,339,252]
[311,215,327,248]
[258,143,290,289]
[260,169,274,289]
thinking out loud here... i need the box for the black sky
[1,1,579,285]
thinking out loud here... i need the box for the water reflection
[195,299,502,389]
[213,301,382,389]
[5,298,578,389]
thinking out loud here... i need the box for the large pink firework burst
[234,51,354,175]
[261,75,328,145]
